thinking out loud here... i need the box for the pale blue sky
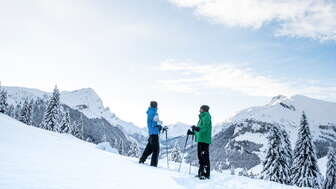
[1,0,335,127]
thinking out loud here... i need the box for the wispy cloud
[168,0,336,41]
[158,60,336,100]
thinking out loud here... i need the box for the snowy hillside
[4,86,145,136]
[0,113,314,189]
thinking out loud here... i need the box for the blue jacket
[147,107,160,135]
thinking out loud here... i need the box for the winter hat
[150,101,158,108]
[200,105,210,112]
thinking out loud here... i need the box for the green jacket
[195,112,212,144]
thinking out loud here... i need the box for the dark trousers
[198,142,210,178]
[139,135,160,167]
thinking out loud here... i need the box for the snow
[3,86,146,136]
[228,95,336,126]
[235,133,268,145]
[0,113,310,189]
[96,142,119,154]
[221,94,336,144]
[167,122,191,138]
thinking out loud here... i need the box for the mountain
[187,95,336,172]
[3,86,147,153]
[0,113,316,189]
[227,95,336,127]
[167,122,191,138]
[4,86,146,136]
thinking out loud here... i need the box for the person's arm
[148,111,156,128]
[198,116,210,134]
[153,114,163,125]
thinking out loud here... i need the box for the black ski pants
[197,142,210,178]
[139,135,160,167]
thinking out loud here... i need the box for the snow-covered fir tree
[86,136,94,143]
[230,164,235,175]
[261,126,291,184]
[322,148,336,189]
[0,87,8,114]
[71,120,82,139]
[118,140,124,155]
[127,142,140,157]
[14,103,22,120]
[101,133,108,142]
[239,168,249,177]
[291,112,322,188]
[6,104,15,118]
[170,143,182,163]
[19,99,33,125]
[58,111,72,133]
[281,129,293,167]
[40,86,60,131]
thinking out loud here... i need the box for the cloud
[168,0,336,41]
[158,60,336,100]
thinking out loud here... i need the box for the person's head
[200,105,210,113]
[150,101,158,108]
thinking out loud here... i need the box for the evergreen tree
[170,143,182,163]
[6,104,15,118]
[118,140,124,155]
[86,136,94,143]
[101,133,108,142]
[127,142,140,157]
[261,126,291,184]
[0,88,8,114]
[291,112,322,188]
[230,164,235,175]
[71,120,82,139]
[14,103,22,120]
[322,148,336,189]
[19,99,33,125]
[59,111,72,133]
[281,129,293,167]
[41,86,60,131]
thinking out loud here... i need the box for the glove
[162,126,168,132]
[187,129,194,135]
[191,125,200,132]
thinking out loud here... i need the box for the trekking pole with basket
[178,132,190,172]
[189,134,195,175]
[165,128,169,169]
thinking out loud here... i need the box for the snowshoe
[199,176,207,180]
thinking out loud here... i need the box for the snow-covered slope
[3,86,145,136]
[0,113,312,189]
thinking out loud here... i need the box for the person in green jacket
[188,105,212,180]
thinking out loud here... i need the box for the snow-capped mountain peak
[61,88,110,119]
[227,94,336,126]
[3,86,145,136]
[267,95,289,106]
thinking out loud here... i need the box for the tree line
[261,112,336,189]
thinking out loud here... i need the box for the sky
[0,0,335,127]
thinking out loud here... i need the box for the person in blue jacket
[139,101,163,167]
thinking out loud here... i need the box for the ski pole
[189,135,194,175]
[165,129,169,169]
[178,133,189,172]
